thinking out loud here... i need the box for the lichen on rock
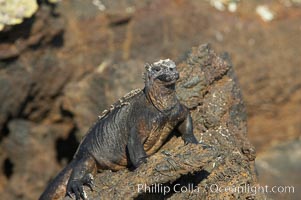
[0,0,38,31]
[0,0,60,31]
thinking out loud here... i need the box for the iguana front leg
[178,109,212,149]
[127,127,147,168]
[66,154,96,200]
[177,110,199,144]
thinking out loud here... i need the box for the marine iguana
[40,59,199,200]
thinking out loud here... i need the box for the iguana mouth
[164,79,177,86]
[157,73,179,84]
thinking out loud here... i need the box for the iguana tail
[39,160,76,200]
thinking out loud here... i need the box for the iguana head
[144,59,179,89]
[144,59,179,112]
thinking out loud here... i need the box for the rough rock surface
[63,44,262,200]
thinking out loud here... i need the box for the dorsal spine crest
[98,89,142,119]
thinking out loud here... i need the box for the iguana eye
[152,66,161,72]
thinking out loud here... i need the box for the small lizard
[39,59,199,200]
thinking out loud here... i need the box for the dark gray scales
[39,59,199,200]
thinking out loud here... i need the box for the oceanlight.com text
[209,184,295,195]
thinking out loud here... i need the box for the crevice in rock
[2,121,10,137]
[0,56,19,65]
[0,116,12,142]
[59,105,74,119]
[135,170,210,200]
[55,127,79,163]
[16,84,35,119]
[0,17,34,44]
[210,67,229,86]
[50,31,64,48]
[2,157,14,179]
[109,16,132,27]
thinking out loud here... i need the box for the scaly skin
[39,59,198,200]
